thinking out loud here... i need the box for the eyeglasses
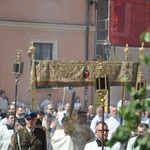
[26,118,34,121]
[97,129,109,132]
[138,131,145,135]
[48,108,54,110]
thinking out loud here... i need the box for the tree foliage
[140,31,150,42]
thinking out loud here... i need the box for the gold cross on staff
[17,49,22,54]
[27,41,36,57]
[124,44,129,61]
[139,42,145,58]
[16,49,22,62]
[96,56,104,61]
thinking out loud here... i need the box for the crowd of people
[0,91,150,150]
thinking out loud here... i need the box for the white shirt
[141,116,150,127]
[26,125,35,133]
[0,117,7,126]
[117,100,122,111]
[0,125,14,150]
[58,110,70,126]
[74,103,82,111]
[126,136,140,150]
[117,99,129,111]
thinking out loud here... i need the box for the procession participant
[57,103,71,126]
[105,106,120,139]
[51,116,86,150]
[12,111,47,150]
[86,105,95,126]
[90,106,108,133]
[109,106,120,122]
[45,103,56,117]
[36,118,53,150]
[0,112,15,149]
[0,109,6,121]
[56,106,63,119]
[42,113,55,138]
[45,103,57,130]
[61,103,71,116]
[76,109,95,142]
[0,90,10,113]
[37,110,45,121]
[74,96,82,111]
[126,123,149,150]
[141,111,150,127]
[40,94,53,113]
[15,114,26,130]
[117,98,129,111]
[16,106,24,119]
[0,104,15,126]
[108,104,115,118]
[84,121,122,150]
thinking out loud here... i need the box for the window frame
[29,39,58,90]
[31,39,58,60]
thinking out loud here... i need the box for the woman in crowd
[74,96,82,111]
[86,105,95,126]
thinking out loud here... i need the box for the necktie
[30,131,34,136]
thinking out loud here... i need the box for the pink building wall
[0,0,95,24]
[0,1,96,107]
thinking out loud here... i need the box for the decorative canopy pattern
[34,60,139,88]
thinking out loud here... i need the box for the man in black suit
[12,111,47,150]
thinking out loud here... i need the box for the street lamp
[12,49,24,131]
[13,49,23,79]
[136,43,146,94]
[94,58,109,150]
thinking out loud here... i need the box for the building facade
[0,1,149,109]
[0,0,96,107]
